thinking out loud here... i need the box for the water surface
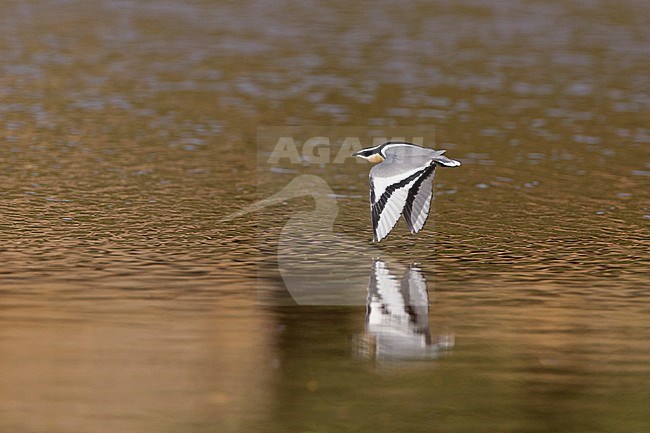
[0,1,648,432]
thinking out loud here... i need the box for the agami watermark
[259,126,434,166]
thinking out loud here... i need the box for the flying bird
[353,141,461,242]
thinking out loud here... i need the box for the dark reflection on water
[0,0,649,432]
[355,260,454,362]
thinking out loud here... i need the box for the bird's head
[352,146,385,164]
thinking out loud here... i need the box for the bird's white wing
[369,156,433,242]
[401,264,429,307]
[400,265,430,334]
[368,260,406,319]
[403,167,435,234]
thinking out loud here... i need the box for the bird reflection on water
[355,260,454,362]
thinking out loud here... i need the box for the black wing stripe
[371,165,430,240]
[403,165,436,232]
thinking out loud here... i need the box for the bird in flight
[353,141,461,242]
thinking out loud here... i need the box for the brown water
[1,1,649,432]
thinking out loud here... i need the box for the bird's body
[353,141,460,242]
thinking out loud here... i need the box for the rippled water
[0,1,648,432]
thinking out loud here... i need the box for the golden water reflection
[0,287,275,433]
[0,0,648,431]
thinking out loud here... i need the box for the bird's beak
[352,151,361,157]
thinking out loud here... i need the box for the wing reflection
[356,260,454,361]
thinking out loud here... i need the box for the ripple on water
[0,0,648,431]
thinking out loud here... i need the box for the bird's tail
[431,151,461,167]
